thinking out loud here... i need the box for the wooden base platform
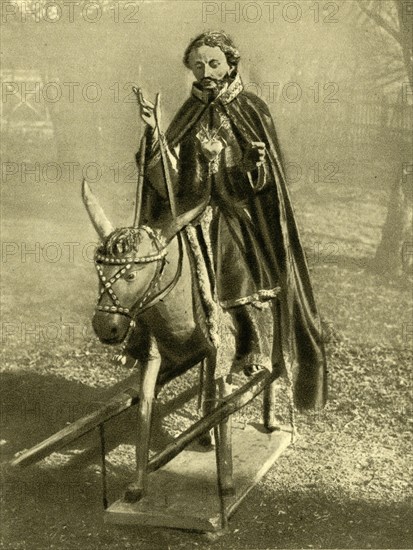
[104,422,292,532]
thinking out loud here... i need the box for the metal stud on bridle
[94,226,168,319]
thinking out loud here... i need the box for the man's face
[188,45,233,90]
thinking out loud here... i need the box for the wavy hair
[183,31,240,69]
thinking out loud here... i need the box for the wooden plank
[105,422,292,531]
[147,370,277,474]
[10,367,272,470]
[10,372,199,469]
[10,386,140,468]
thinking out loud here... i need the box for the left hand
[242,142,266,172]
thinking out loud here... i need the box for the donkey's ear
[82,180,114,240]
[160,200,208,242]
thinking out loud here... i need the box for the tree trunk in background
[370,173,412,276]
[368,0,412,276]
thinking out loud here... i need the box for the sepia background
[1,1,412,549]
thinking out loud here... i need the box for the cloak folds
[139,82,327,411]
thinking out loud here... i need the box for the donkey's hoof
[123,486,144,503]
[264,423,281,433]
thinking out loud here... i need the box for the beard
[199,77,225,90]
[198,71,236,93]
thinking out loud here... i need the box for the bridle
[94,227,183,323]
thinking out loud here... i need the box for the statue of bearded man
[135,31,327,411]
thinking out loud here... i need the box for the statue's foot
[243,364,266,377]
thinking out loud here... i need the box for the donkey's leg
[263,299,283,431]
[213,423,229,529]
[215,376,235,497]
[263,380,279,432]
[124,336,161,503]
[198,357,215,448]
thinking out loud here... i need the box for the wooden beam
[62,384,200,469]
[10,368,196,468]
[148,370,277,474]
[10,373,198,467]
[11,366,275,471]
[10,386,140,468]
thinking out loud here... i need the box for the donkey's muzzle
[92,311,131,344]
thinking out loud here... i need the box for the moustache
[200,77,219,85]
[199,77,227,91]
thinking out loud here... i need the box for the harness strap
[94,231,183,319]
[137,233,184,315]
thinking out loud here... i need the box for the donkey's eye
[125,272,138,282]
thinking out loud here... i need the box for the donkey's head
[82,180,205,344]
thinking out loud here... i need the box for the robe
[139,74,327,411]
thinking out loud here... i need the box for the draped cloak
[139,75,327,411]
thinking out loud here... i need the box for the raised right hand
[133,87,156,129]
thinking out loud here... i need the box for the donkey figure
[82,180,278,505]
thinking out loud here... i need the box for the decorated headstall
[94,226,168,318]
